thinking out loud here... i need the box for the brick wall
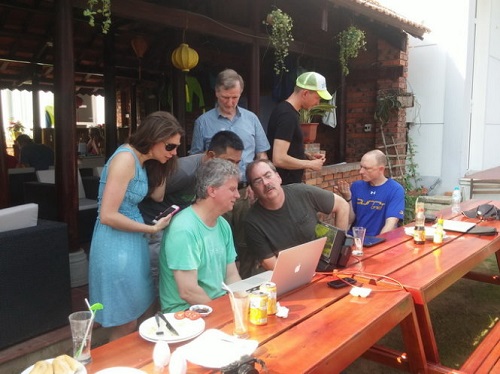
[303,156,362,225]
[304,157,361,192]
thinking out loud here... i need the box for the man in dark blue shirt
[16,134,54,170]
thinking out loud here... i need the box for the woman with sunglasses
[89,111,184,341]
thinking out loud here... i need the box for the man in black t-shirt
[244,159,350,271]
[266,72,332,184]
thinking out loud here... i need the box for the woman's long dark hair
[128,111,184,194]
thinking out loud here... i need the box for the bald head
[364,150,387,167]
[359,149,387,186]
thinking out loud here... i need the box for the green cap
[296,72,332,100]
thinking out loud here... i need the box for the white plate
[95,368,146,374]
[21,358,86,374]
[178,329,258,369]
[404,227,448,240]
[139,312,205,343]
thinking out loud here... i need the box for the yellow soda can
[260,282,277,315]
[249,291,268,325]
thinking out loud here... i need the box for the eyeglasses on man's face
[164,143,180,152]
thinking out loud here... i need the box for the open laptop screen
[315,222,346,264]
[228,237,326,296]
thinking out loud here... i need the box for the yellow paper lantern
[171,43,199,72]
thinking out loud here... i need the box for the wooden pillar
[104,31,117,159]
[172,31,187,156]
[0,99,8,208]
[54,0,79,250]
[130,83,138,133]
[120,89,129,128]
[32,66,42,144]
[172,70,187,157]
[248,0,261,115]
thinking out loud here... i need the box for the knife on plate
[156,312,179,336]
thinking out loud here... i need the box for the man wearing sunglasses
[190,69,270,279]
[140,131,244,289]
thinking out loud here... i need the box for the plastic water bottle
[451,187,461,214]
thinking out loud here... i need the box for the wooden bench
[461,320,500,374]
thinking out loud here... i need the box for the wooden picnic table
[83,199,499,373]
[85,275,426,373]
[340,199,500,367]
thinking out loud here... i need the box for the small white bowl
[189,304,213,317]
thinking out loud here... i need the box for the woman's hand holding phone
[150,205,180,233]
[152,205,180,224]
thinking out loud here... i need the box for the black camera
[220,355,266,374]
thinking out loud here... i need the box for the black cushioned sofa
[0,219,72,349]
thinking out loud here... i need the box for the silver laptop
[228,237,327,297]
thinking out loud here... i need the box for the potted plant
[374,89,414,126]
[8,120,25,141]
[263,8,294,75]
[83,0,112,34]
[299,103,336,143]
[337,26,366,76]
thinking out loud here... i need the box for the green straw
[76,299,103,359]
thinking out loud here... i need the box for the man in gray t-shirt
[245,159,350,271]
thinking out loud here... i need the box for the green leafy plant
[299,103,336,124]
[374,93,402,126]
[400,138,428,223]
[374,89,414,126]
[8,120,25,140]
[263,8,294,75]
[83,0,112,34]
[337,26,366,76]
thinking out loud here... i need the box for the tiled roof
[334,0,431,39]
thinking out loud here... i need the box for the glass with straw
[69,299,103,365]
[222,282,249,339]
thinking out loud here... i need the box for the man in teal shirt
[159,159,242,312]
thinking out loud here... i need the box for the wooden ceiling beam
[71,0,332,60]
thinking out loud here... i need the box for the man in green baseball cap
[266,71,332,184]
[295,72,333,101]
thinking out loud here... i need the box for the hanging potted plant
[263,8,294,75]
[336,25,366,76]
[374,89,414,126]
[83,0,112,34]
[299,103,336,143]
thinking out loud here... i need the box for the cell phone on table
[327,277,356,289]
[152,205,180,223]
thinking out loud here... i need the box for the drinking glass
[68,311,93,365]
[352,226,366,256]
[229,291,249,339]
